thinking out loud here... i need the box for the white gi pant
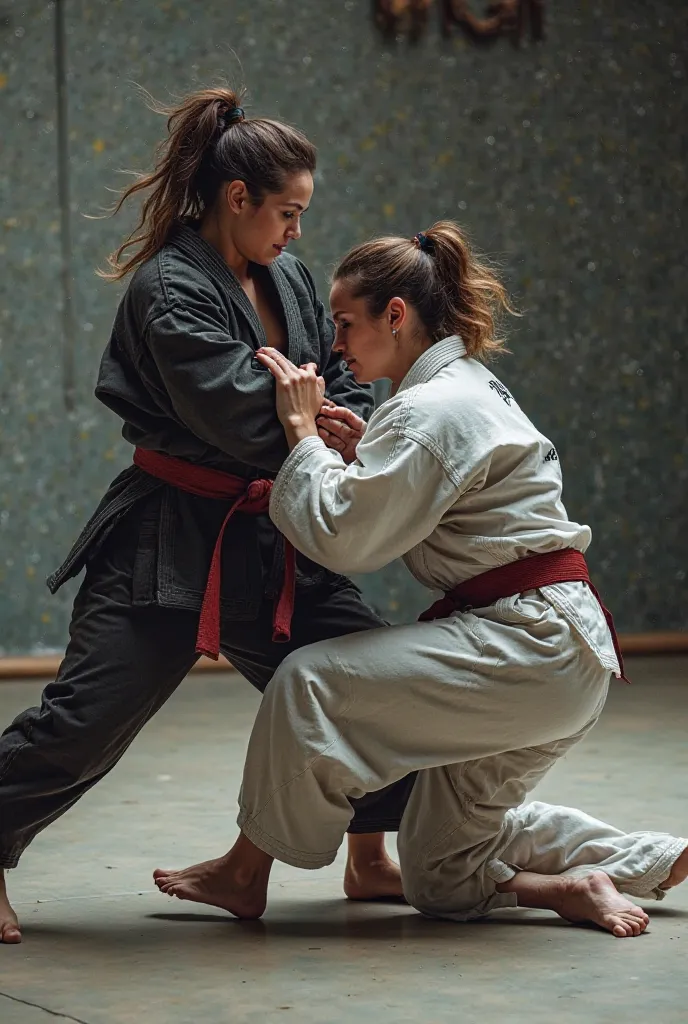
[238,589,686,920]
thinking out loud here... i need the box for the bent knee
[269,648,352,719]
[402,865,498,922]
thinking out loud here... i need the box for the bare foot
[556,871,650,938]
[154,856,268,919]
[0,871,21,944]
[344,853,405,901]
[661,841,688,889]
[154,835,273,920]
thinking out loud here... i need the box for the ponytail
[424,221,515,359]
[100,85,316,281]
[333,220,517,360]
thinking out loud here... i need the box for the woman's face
[329,280,401,384]
[228,170,314,265]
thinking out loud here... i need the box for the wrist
[284,416,318,451]
[284,412,314,429]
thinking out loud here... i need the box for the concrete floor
[0,656,686,1024]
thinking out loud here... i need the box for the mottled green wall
[1,0,686,654]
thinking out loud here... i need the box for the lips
[273,244,286,254]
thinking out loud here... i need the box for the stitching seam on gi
[415,739,555,876]
[248,654,356,821]
[543,585,619,672]
[401,425,465,491]
[270,440,322,529]
[410,619,487,871]
[249,735,345,823]
[380,425,402,472]
[239,810,338,866]
[417,788,475,869]
[156,249,171,308]
[380,394,410,472]
[0,737,31,786]
[624,837,688,896]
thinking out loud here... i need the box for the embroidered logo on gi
[488,380,513,406]
[544,448,558,462]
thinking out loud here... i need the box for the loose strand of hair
[97,83,243,281]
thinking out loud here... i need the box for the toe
[1,923,22,944]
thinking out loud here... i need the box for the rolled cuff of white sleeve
[269,435,331,529]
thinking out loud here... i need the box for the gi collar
[396,335,467,394]
[168,222,307,364]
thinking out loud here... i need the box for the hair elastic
[225,106,245,124]
[413,231,435,255]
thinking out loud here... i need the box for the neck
[389,337,434,393]
[199,209,250,281]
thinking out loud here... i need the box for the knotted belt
[133,448,295,659]
[419,549,628,682]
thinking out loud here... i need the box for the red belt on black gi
[133,448,295,660]
[419,549,628,682]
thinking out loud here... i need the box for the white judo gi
[237,335,686,920]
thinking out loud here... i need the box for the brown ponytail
[100,86,316,281]
[333,220,517,360]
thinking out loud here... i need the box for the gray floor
[0,656,686,1024]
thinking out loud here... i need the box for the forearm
[284,415,319,452]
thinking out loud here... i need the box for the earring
[392,328,399,338]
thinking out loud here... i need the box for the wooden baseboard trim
[0,654,234,680]
[614,632,688,654]
[0,633,686,680]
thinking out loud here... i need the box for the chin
[249,249,278,266]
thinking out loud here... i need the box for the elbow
[318,551,359,575]
[274,510,390,575]
[304,543,387,576]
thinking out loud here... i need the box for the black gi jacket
[48,223,374,620]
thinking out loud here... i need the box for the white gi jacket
[270,335,619,674]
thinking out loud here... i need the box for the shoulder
[405,357,525,433]
[126,244,224,329]
[397,357,545,478]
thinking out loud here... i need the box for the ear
[225,179,249,214]
[387,297,408,332]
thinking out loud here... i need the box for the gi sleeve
[143,300,289,473]
[269,406,461,574]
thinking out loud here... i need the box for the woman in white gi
[155,221,688,937]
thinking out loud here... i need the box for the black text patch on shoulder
[544,447,558,462]
[488,379,514,406]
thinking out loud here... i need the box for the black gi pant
[0,514,414,869]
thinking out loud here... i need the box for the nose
[332,332,344,353]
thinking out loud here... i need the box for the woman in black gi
[0,87,413,943]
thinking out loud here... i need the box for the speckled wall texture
[0,0,686,654]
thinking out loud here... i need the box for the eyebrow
[331,310,348,321]
[284,201,308,211]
